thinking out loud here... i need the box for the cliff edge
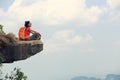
[0,33,43,63]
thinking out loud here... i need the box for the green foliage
[0,67,27,80]
[0,24,3,32]
[0,57,5,65]
[0,24,3,29]
[0,24,5,34]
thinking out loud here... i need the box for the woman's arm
[30,29,38,34]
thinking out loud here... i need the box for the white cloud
[1,0,120,29]
[52,30,93,44]
[7,0,82,24]
[52,30,81,44]
[78,6,102,25]
[107,0,120,8]
[101,0,120,23]
[45,30,94,53]
[5,0,102,26]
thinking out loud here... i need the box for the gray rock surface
[0,33,43,63]
[3,40,43,63]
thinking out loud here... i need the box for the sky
[0,0,120,80]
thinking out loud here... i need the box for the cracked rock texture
[0,33,43,63]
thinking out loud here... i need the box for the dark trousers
[28,33,41,40]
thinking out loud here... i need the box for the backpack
[18,27,26,40]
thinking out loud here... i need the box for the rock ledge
[0,34,43,63]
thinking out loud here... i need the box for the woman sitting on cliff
[18,21,41,40]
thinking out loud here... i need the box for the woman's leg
[29,33,41,40]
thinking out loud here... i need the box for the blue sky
[0,0,120,80]
[86,0,106,7]
[0,0,14,11]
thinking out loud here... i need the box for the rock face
[0,33,43,63]
[2,40,43,63]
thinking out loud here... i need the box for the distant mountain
[71,74,120,80]
[71,76,88,80]
[105,74,120,80]
[71,76,100,80]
